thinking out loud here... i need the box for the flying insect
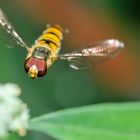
[0,9,124,79]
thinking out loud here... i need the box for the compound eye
[24,57,47,78]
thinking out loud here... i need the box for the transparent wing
[59,39,124,70]
[0,8,28,50]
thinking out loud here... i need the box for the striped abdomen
[36,25,63,54]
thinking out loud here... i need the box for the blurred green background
[0,0,140,140]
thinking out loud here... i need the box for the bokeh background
[0,0,140,140]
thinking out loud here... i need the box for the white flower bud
[0,83,30,138]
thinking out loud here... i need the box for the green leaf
[6,133,20,140]
[29,102,140,140]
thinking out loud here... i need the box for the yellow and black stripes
[36,25,63,53]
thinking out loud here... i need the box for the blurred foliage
[80,0,140,50]
[0,0,140,140]
[80,0,140,20]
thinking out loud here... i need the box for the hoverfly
[0,8,124,79]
